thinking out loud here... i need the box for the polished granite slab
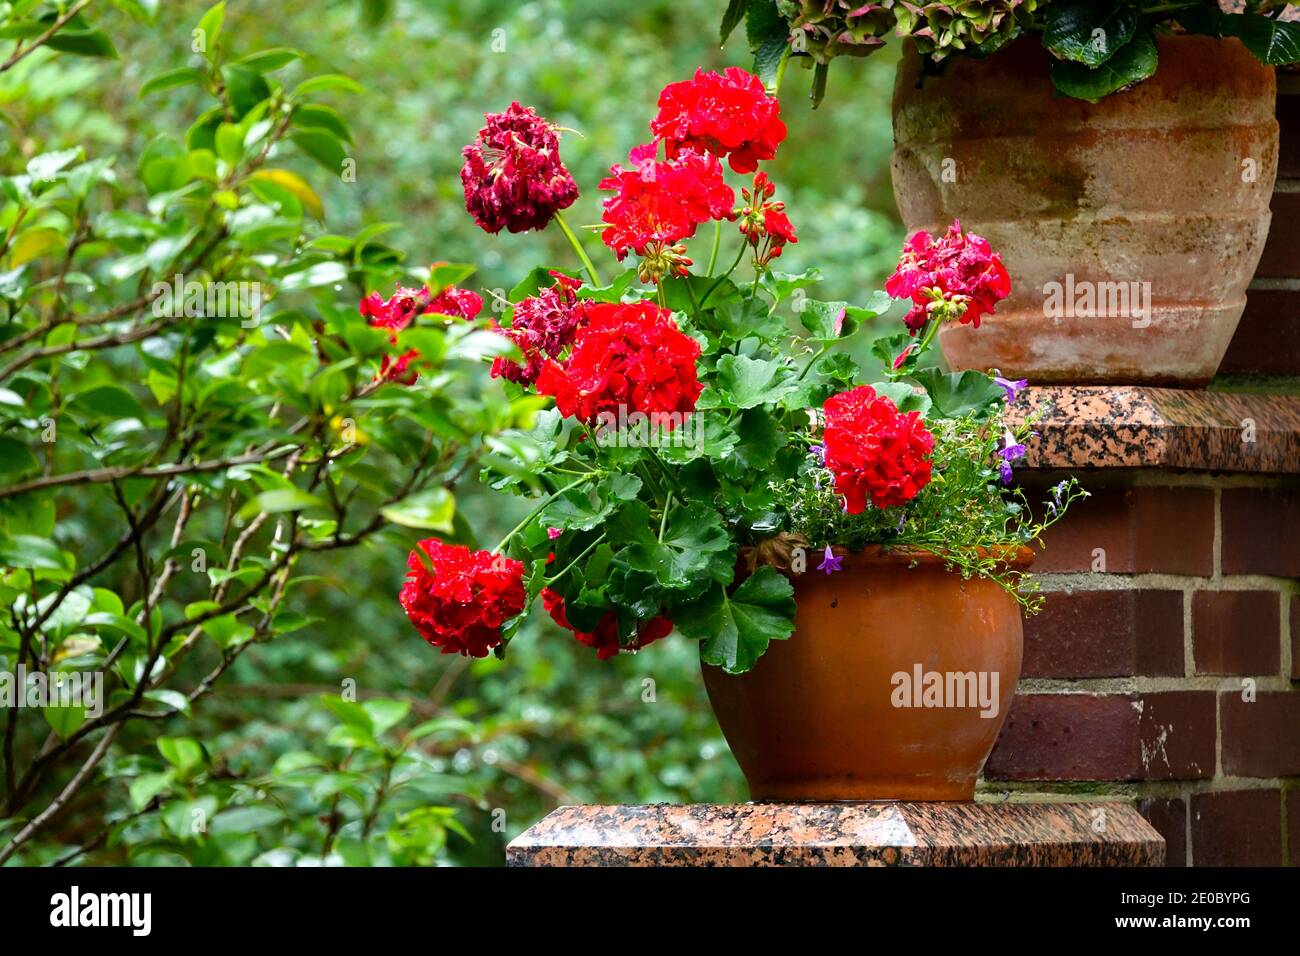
[1008,385,1300,474]
[506,801,1165,867]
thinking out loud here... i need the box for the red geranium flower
[885,220,1010,334]
[599,143,734,260]
[822,385,935,513]
[490,271,588,386]
[362,284,483,383]
[377,349,421,385]
[542,588,672,660]
[461,102,579,234]
[534,301,702,425]
[651,67,787,174]
[361,285,484,331]
[400,539,526,658]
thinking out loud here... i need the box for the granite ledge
[1006,386,1300,474]
[506,802,1164,867]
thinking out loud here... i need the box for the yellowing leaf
[8,227,65,266]
[249,168,324,220]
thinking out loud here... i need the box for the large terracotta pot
[702,548,1025,801]
[891,35,1278,386]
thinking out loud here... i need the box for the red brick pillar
[985,72,1300,868]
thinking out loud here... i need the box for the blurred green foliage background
[1,0,901,865]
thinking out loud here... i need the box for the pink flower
[886,221,1011,335]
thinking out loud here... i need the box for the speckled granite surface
[506,802,1164,867]
[1007,386,1300,474]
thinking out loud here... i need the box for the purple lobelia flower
[997,430,1027,484]
[817,545,843,574]
[994,375,1028,404]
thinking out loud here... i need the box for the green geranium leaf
[799,299,850,340]
[538,474,642,532]
[676,566,796,674]
[816,352,859,385]
[869,380,933,417]
[710,354,798,409]
[760,268,823,307]
[747,0,789,88]
[911,368,1004,419]
[716,406,781,476]
[720,0,749,45]
[577,267,637,303]
[610,501,734,591]
[710,296,788,345]
[871,331,917,376]
[656,412,740,464]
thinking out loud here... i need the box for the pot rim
[829,543,1035,570]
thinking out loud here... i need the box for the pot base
[703,552,1025,805]
[748,779,976,803]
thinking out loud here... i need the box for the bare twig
[0,0,96,75]
[0,447,294,501]
[0,723,120,865]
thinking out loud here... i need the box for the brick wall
[982,61,1300,868]
[982,477,1299,866]
[1219,73,1300,382]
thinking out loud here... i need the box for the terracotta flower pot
[702,547,1027,801]
[891,35,1278,386]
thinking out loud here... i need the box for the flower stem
[493,475,593,554]
[554,211,603,287]
[914,314,942,360]
[546,534,607,587]
[658,493,674,543]
[700,244,747,307]
[706,220,721,276]
[797,342,831,381]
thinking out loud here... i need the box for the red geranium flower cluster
[400,539,526,658]
[598,143,734,262]
[822,385,935,514]
[461,102,579,234]
[360,285,483,330]
[651,67,787,174]
[490,271,588,386]
[535,301,702,425]
[362,284,484,384]
[885,220,1011,334]
[542,588,672,660]
[738,171,797,267]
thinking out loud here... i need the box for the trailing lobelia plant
[391,68,1086,675]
